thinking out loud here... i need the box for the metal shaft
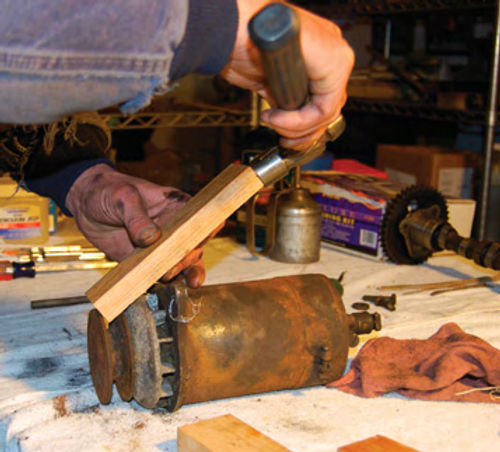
[31,296,89,309]
[435,223,500,270]
[479,0,500,240]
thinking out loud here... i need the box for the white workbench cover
[1,236,499,452]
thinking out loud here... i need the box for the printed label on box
[316,194,383,256]
[302,173,407,258]
[0,205,42,240]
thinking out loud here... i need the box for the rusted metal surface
[348,312,382,335]
[351,302,370,311]
[173,274,350,409]
[87,309,114,404]
[124,296,164,409]
[109,313,134,401]
[362,294,397,312]
[88,274,373,411]
[87,308,136,404]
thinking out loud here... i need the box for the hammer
[87,3,346,322]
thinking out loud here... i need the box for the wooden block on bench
[338,435,420,452]
[178,414,291,452]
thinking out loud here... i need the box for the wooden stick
[178,414,291,452]
[430,282,493,296]
[403,277,496,295]
[86,164,263,322]
[376,274,500,292]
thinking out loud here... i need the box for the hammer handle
[249,3,308,110]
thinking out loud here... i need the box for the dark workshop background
[108,0,500,240]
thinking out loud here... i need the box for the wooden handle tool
[86,3,345,322]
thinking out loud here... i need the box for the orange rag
[329,323,500,403]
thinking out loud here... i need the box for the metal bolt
[348,312,383,335]
[362,293,397,311]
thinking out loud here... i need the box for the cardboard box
[301,171,476,259]
[376,144,477,198]
[0,176,49,244]
[302,173,403,258]
[447,197,476,238]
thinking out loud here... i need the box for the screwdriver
[1,245,106,262]
[0,259,117,281]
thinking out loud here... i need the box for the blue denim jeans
[0,0,189,124]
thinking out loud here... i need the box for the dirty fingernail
[138,225,161,246]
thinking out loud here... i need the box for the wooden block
[177,414,291,452]
[86,164,263,322]
[338,435,420,452]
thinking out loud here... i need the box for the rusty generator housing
[87,274,377,410]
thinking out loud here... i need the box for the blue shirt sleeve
[24,159,114,216]
[169,0,238,80]
[21,0,239,213]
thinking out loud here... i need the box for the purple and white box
[302,172,407,258]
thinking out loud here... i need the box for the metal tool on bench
[0,259,116,281]
[30,295,89,309]
[2,245,106,262]
[381,185,500,270]
[87,274,381,410]
[1,244,115,280]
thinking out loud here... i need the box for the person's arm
[221,0,354,151]
[0,0,238,125]
[0,118,208,288]
[65,163,208,288]
[0,114,113,207]
[0,1,353,150]
[0,0,354,286]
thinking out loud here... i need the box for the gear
[381,185,448,264]
[87,294,179,410]
[124,295,177,409]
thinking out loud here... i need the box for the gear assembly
[381,185,499,270]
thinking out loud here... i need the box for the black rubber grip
[12,261,36,278]
[249,3,308,110]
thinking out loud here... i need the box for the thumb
[114,185,162,247]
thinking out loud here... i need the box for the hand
[221,0,354,150]
[66,164,210,288]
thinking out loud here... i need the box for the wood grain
[177,414,291,452]
[86,164,263,322]
[338,435,420,452]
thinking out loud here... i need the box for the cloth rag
[329,322,500,403]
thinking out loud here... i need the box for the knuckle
[111,183,139,202]
[343,41,356,68]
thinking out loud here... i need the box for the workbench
[1,221,499,452]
